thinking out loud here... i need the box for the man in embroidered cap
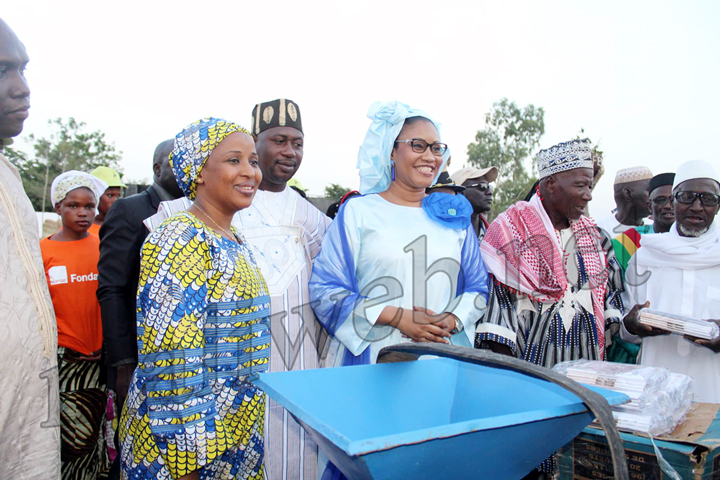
[622,160,720,402]
[233,98,331,480]
[0,18,61,478]
[476,139,625,476]
[477,138,624,367]
[595,166,654,235]
[451,166,498,243]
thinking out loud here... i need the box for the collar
[638,222,720,269]
[152,182,176,202]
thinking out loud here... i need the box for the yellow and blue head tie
[170,117,251,200]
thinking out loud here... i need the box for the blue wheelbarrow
[249,344,630,480]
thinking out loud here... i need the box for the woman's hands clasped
[379,306,455,344]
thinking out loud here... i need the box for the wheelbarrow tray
[251,357,629,480]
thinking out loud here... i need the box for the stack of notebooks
[639,309,719,340]
[553,360,693,436]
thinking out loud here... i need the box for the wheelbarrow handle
[377,343,629,480]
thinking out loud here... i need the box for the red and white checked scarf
[480,194,609,354]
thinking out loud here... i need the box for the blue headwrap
[356,101,449,194]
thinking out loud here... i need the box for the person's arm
[97,198,144,400]
[619,253,670,342]
[442,225,490,347]
[309,201,376,356]
[475,275,524,357]
[310,201,421,356]
[685,320,720,352]
[136,221,229,479]
[621,301,669,338]
[600,228,625,327]
[303,202,333,263]
[374,305,452,344]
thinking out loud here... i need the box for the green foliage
[576,128,603,156]
[324,183,351,201]
[466,98,545,219]
[7,118,123,212]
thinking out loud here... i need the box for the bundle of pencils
[553,360,693,436]
[639,309,719,340]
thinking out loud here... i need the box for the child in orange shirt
[41,170,109,479]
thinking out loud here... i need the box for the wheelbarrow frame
[376,343,629,480]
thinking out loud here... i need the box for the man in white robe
[0,18,61,478]
[622,160,720,403]
[233,99,331,480]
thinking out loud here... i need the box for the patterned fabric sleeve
[600,228,625,323]
[474,275,522,352]
[135,219,230,478]
[450,225,490,346]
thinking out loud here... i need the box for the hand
[79,348,102,362]
[412,307,457,336]
[479,340,515,357]
[684,320,720,353]
[623,301,671,337]
[115,363,137,408]
[381,307,451,344]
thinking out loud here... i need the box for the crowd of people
[2,16,719,480]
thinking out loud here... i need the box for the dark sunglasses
[467,183,492,192]
[673,191,720,207]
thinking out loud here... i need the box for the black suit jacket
[97,185,162,366]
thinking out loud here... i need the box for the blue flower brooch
[421,192,472,230]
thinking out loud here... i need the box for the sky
[4,0,719,217]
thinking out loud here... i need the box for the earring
[536,185,543,201]
[391,160,396,181]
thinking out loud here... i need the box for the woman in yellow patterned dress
[119,118,270,480]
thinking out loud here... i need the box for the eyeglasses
[650,195,672,206]
[395,138,448,156]
[673,191,720,206]
[466,183,492,192]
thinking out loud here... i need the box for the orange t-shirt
[40,234,102,355]
[87,222,101,236]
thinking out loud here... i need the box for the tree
[7,117,123,212]
[324,183,351,201]
[466,98,545,219]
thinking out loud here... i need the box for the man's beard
[678,223,710,237]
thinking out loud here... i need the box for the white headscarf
[638,221,720,270]
[50,170,108,206]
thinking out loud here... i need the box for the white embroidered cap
[614,166,653,185]
[536,139,593,180]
